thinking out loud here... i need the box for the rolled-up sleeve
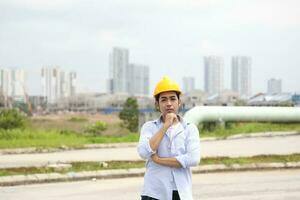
[137,122,156,160]
[175,124,201,168]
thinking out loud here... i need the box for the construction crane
[21,83,33,116]
[22,85,32,116]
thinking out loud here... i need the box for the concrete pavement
[1,133,300,169]
[1,169,300,199]
[1,132,300,187]
[1,161,300,186]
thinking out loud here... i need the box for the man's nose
[166,99,172,105]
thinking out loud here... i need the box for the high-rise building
[267,78,282,94]
[11,69,26,97]
[128,64,149,96]
[0,68,11,98]
[41,66,60,104]
[0,68,26,98]
[41,66,76,104]
[68,72,77,97]
[183,77,195,93]
[231,56,252,97]
[108,47,149,95]
[108,47,129,94]
[204,56,224,95]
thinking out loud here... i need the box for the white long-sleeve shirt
[137,117,201,200]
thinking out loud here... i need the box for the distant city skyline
[1,0,299,95]
[0,57,295,98]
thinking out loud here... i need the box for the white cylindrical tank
[184,106,300,125]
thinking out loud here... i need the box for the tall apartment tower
[183,77,195,93]
[41,66,60,104]
[204,56,224,95]
[68,72,77,97]
[0,68,11,98]
[108,47,150,95]
[231,56,252,97]
[0,68,26,98]
[41,66,76,104]
[108,47,129,94]
[128,64,149,96]
[267,78,282,94]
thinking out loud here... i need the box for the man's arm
[149,113,177,151]
[151,154,182,168]
[152,124,201,169]
[175,124,201,168]
[149,125,168,151]
[137,114,177,160]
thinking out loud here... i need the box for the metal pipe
[183,106,300,125]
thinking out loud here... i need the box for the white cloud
[162,0,224,9]
[198,39,226,55]
[97,31,116,45]
[0,0,299,94]
[3,0,77,10]
[226,0,300,29]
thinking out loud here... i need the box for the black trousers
[141,191,180,200]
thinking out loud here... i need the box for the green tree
[119,97,139,132]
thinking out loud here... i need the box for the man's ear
[178,99,182,107]
[155,101,160,112]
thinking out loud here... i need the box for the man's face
[157,91,181,116]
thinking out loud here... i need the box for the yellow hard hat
[153,76,181,97]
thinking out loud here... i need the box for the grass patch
[0,161,146,177]
[0,128,139,149]
[201,154,300,166]
[0,122,299,149]
[86,133,139,144]
[1,154,299,177]
[0,129,87,149]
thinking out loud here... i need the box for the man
[137,76,201,200]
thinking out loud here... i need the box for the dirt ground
[30,113,129,135]
[31,113,121,124]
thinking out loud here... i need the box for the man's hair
[155,91,180,102]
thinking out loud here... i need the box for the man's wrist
[162,124,170,131]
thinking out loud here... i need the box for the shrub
[198,121,218,132]
[84,121,107,136]
[0,109,27,130]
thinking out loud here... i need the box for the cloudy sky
[1,0,299,95]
